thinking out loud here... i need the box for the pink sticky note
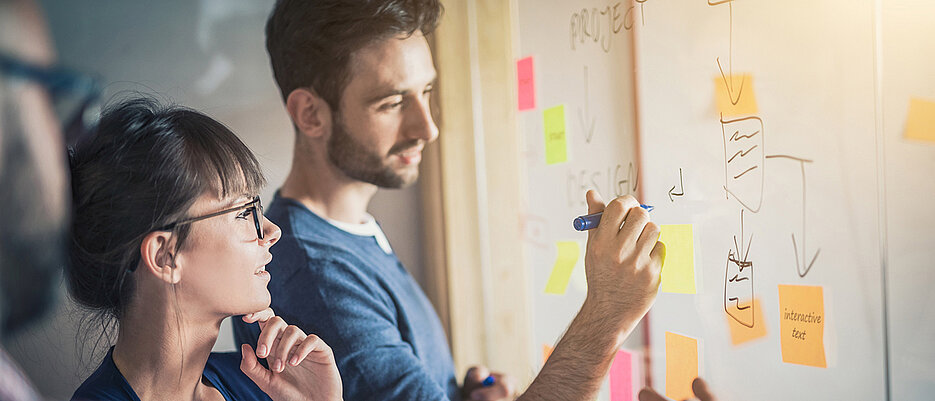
[609,349,634,401]
[517,56,535,111]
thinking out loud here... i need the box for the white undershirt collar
[324,214,393,255]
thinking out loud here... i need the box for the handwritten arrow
[668,168,684,202]
[712,1,746,106]
[577,65,596,143]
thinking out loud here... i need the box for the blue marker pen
[573,204,654,231]
[482,375,496,387]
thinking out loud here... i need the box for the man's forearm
[518,299,642,401]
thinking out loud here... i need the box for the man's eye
[236,208,254,219]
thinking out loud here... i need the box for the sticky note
[517,56,536,111]
[714,74,758,117]
[904,97,935,143]
[665,332,698,401]
[778,284,826,368]
[727,298,768,345]
[542,344,554,365]
[543,105,568,165]
[544,241,579,294]
[609,349,634,401]
[658,224,696,294]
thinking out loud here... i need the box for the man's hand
[461,365,516,401]
[582,190,665,330]
[239,308,343,401]
[638,378,718,401]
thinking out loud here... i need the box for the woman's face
[174,193,281,319]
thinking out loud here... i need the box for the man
[234,1,712,400]
[0,0,83,399]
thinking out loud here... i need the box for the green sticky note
[658,224,696,294]
[544,241,580,294]
[543,105,568,164]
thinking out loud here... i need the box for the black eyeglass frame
[157,196,264,240]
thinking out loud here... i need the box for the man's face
[327,32,438,189]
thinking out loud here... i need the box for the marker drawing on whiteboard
[573,205,654,231]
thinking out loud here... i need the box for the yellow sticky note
[905,98,935,143]
[658,224,696,294]
[665,332,698,401]
[727,298,768,346]
[714,74,758,117]
[542,344,554,365]
[544,241,579,294]
[543,105,568,164]
[778,284,827,368]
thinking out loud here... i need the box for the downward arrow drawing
[713,1,746,106]
[668,168,684,202]
[577,65,596,143]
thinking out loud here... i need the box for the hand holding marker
[573,204,655,231]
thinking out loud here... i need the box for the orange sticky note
[609,349,634,401]
[544,241,579,294]
[904,97,935,143]
[665,332,698,401]
[658,224,696,294]
[778,285,827,368]
[727,298,768,345]
[714,74,758,117]
[542,344,554,365]
[517,56,536,111]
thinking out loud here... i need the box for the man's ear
[286,87,332,140]
[139,231,181,284]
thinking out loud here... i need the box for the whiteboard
[517,1,935,400]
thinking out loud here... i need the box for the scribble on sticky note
[665,332,698,401]
[778,284,826,368]
[714,74,758,117]
[658,224,696,294]
[905,98,935,143]
[727,298,768,346]
[542,344,554,365]
[517,56,536,111]
[544,241,579,294]
[610,349,634,401]
[543,105,568,165]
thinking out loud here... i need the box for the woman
[67,97,341,400]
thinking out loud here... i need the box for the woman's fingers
[270,325,305,372]
[242,308,275,325]
[255,316,288,360]
[289,334,332,367]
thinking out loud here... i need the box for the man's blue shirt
[233,193,459,401]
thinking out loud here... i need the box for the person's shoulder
[71,352,138,401]
[205,352,271,401]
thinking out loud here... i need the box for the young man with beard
[233,1,714,400]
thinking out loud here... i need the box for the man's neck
[280,147,378,224]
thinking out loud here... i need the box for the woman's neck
[111,286,225,401]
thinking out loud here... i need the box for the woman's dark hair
[67,97,265,323]
[265,0,443,110]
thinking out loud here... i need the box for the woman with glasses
[67,97,342,400]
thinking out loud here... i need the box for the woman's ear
[139,231,181,284]
[285,87,332,140]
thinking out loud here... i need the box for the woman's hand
[239,308,343,401]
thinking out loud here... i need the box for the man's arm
[519,191,664,401]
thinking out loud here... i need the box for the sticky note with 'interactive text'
[778,284,826,368]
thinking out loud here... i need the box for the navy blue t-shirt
[71,347,269,401]
[233,193,459,401]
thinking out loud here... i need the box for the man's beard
[326,115,422,189]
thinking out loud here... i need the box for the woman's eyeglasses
[157,196,265,240]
